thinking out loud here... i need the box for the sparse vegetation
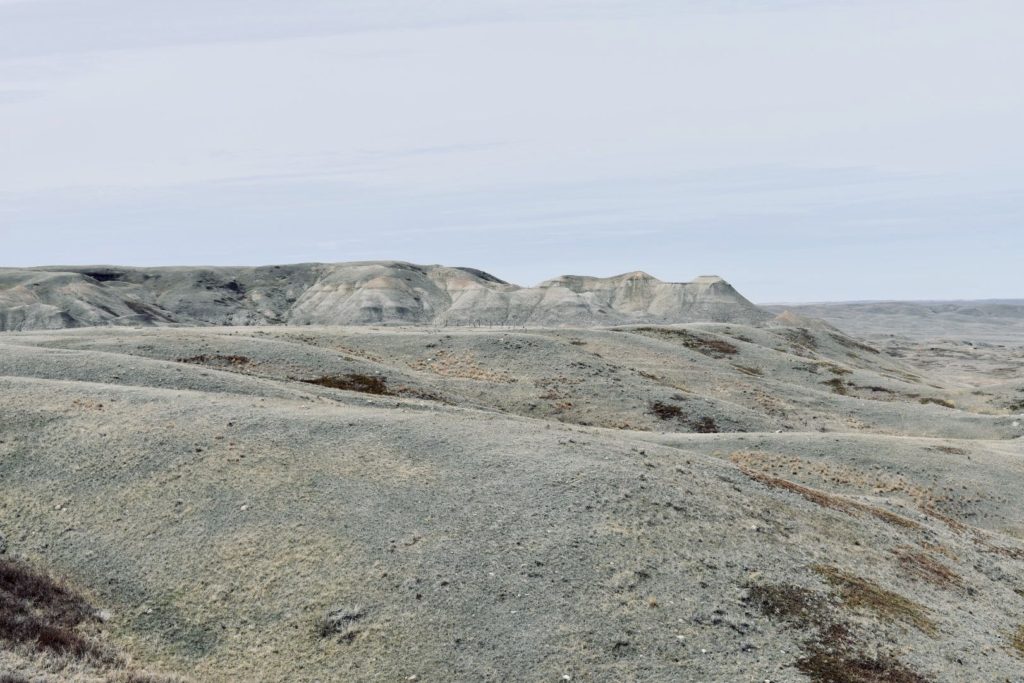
[919,397,955,409]
[822,378,849,395]
[976,539,1024,561]
[318,606,364,642]
[796,649,932,683]
[649,401,682,420]
[820,362,852,375]
[1011,625,1024,658]
[928,445,968,456]
[736,465,921,530]
[302,373,392,395]
[0,557,189,681]
[393,385,446,402]
[692,416,719,433]
[783,327,819,352]
[820,377,898,399]
[746,577,931,683]
[891,547,962,588]
[177,354,251,367]
[813,565,937,636]
[108,674,187,683]
[408,349,518,382]
[746,582,830,629]
[829,333,881,355]
[648,401,719,432]
[0,557,106,660]
[626,327,739,357]
[732,364,763,376]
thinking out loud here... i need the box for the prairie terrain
[1,316,1023,681]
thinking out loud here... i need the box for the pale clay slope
[0,262,769,331]
[1,318,1023,682]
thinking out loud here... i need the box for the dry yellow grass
[408,350,518,383]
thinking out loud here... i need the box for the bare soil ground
[1,318,1022,681]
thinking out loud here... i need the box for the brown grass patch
[0,557,107,661]
[928,445,968,456]
[920,505,1024,559]
[782,328,819,352]
[1011,625,1024,658]
[919,504,970,533]
[822,378,849,395]
[692,416,719,433]
[820,362,852,375]
[736,465,922,531]
[746,583,831,630]
[392,385,446,402]
[977,540,1024,561]
[0,558,187,680]
[649,401,683,420]
[648,402,719,432]
[626,327,739,357]
[302,373,392,395]
[891,547,962,588]
[732,364,763,376]
[732,451,941,509]
[813,565,937,636]
[796,650,932,683]
[919,397,955,409]
[830,333,881,355]
[746,578,931,683]
[177,354,251,367]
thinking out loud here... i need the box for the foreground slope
[1,322,1023,681]
[0,263,769,330]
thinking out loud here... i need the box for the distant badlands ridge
[0,261,772,331]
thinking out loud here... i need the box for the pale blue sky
[1,0,1021,301]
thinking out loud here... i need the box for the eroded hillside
[0,263,768,331]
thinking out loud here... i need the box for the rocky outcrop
[0,262,770,330]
